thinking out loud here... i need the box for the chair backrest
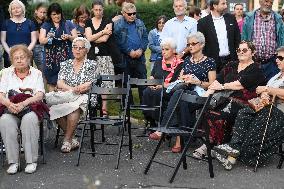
[128,78,163,86]
[96,74,125,88]
[163,90,212,131]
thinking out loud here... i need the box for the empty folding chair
[144,91,214,183]
[76,81,131,169]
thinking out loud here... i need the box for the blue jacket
[242,9,284,47]
[114,17,148,64]
[148,28,162,62]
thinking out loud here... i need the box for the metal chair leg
[115,125,125,169]
[90,125,95,157]
[0,138,4,167]
[127,121,133,159]
[40,122,46,164]
[144,134,165,174]
[54,126,60,148]
[76,124,86,166]
[277,144,284,169]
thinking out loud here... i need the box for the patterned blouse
[183,56,216,82]
[58,59,99,87]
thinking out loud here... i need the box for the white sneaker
[7,163,19,174]
[24,163,37,174]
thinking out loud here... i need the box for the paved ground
[0,125,284,189]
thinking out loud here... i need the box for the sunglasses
[126,12,136,16]
[277,55,284,61]
[236,48,250,53]
[72,46,85,50]
[187,42,199,47]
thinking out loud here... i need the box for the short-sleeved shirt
[1,19,36,47]
[0,66,45,97]
[85,17,114,56]
[183,57,216,82]
[217,61,266,100]
[31,17,44,44]
[58,59,99,87]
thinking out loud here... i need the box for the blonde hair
[8,0,26,18]
[9,44,33,64]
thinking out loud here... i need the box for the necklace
[191,55,204,63]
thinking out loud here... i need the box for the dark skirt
[229,106,284,166]
[142,87,162,122]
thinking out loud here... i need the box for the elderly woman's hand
[256,86,268,94]
[72,86,81,94]
[208,80,223,90]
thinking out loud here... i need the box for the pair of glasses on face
[72,46,86,50]
[236,48,250,53]
[187,42,199,47]
[126,12,136,16]
[158,21,165,24]
[277,55,284,61]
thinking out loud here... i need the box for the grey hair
[122,2,136,12]
[160,38,177,50]
[276,46,284,53]
[9,0,26,18]
[72,37,91,50]
[187,32,205,45]
[173,0,187,7]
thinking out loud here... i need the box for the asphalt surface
[0,125,284,189]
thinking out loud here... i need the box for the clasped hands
[179,74,200,85]
[7,102,26,114]
[129,49,143,59]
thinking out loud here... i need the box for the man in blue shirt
[161,0,197,57]
[114,2,148,103]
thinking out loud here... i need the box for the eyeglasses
[187,42,199,47]
[277,55,284,61]
[126,12,136,16]
[236,48,250,53]
[158,21,165,24]
[16,23,22,31]
[72,46,86,50]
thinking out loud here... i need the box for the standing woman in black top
[85,0,115,116]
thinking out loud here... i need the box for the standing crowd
[0,0,283,176]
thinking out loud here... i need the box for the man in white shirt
[161,0,197,57]
[198,0,240,72]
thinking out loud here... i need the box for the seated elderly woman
[149,32,216,153]
[192,41,267,159]
[0,45,46,174]
[46,37,100,153]
[142,37,183,127]
[212,46,284,170]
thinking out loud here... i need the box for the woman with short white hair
[143,37,184,128]
[1,0,37,67]
[46,37,100,153]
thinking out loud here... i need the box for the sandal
[149,132,162,140]
[71,138,80,150]
[171,146,181,153]
[192,144,207,159]
[61,141,72,153]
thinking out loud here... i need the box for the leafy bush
[26,0,175,31]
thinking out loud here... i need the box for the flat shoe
[171,146,181,153]
[61,141,72,153]
[25,163,37,174]
[7,163,19,175]
[149,132,161,140]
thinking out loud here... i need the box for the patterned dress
[228,72,284,166]
[48,59,99,120]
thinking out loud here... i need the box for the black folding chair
[144,91,214,183]
[128,78,164,135]
[76,82,131,169]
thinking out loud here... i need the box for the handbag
[209,90,234,109]
[45,90,80,106]
[248,97,271,112]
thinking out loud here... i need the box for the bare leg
[56,116,67,132]
[102,95,107,113]
[64,109,81,142]
[174,136,181,148]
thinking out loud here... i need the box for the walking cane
[254,95,276,172]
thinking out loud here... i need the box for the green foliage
[26,0,174,31]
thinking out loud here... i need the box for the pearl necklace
[191,56,204,63]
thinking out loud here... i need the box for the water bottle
[48,28,55,45]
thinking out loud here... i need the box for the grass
[107,49,151,121]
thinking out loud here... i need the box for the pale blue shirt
[161,16,197,53]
